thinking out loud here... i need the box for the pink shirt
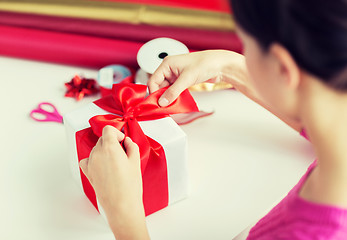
[247,152,347,239]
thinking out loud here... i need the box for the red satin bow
[65,75,99,101]
[76,83,199,215]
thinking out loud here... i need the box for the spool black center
[158,52,168,59]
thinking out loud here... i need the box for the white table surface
[0,56,314,240]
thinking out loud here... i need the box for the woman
[79,0,347,239]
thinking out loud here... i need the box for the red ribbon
[76,83,199,215]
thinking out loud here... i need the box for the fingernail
[159,97,169,107]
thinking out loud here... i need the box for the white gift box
[64,102,189,219]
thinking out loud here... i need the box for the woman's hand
[148,50,249,107]
[148,49,302,131]
[79,126,150,240]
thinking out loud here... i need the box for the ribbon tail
[125,119,169,216]
[142,137,169,216]
[170,111,214,125]
[125,119,150,175]
[75,127,99,211]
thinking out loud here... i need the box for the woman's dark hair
[231,0,347,90]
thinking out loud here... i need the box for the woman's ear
[269,43,301,90]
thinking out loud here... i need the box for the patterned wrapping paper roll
[0,0,234,31]
[94,0,231,12]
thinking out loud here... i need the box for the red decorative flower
[65,75,99,101]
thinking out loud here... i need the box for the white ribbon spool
[137,37,189,75]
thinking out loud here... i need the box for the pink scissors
[30,102,63,123]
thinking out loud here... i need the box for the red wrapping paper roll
[0,25,143,68]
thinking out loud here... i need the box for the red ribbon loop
[90,82,199,171]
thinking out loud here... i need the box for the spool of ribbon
[97,64,134,96]
[136,37,190,76]
[189,82,234,91]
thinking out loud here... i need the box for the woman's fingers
[148,54,201,106]
[102,125,125,144]
[159,80,170,89]
[148,73,163,94]
[148,56,178,93]
[158,71,194,107]
[79,158,91,181]
[123,137,140,162]
[89,126,127,164]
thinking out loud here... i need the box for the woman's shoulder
[247,160,347,239]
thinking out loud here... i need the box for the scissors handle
[30,102,63,123]
[38,102,59,113]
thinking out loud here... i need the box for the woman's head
[231,0,347,89]
[230,0,347,120]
